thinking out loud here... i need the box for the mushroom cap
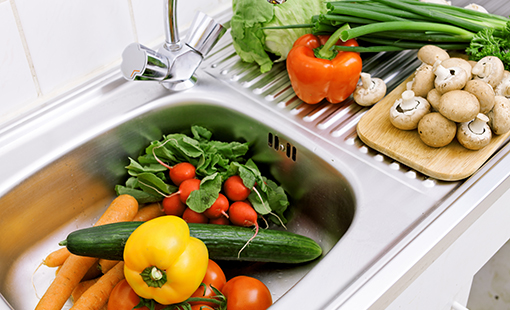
[438,90,480,123]
[410,64,435,97]
[494,70,510,98]
[353,73,387,106]
[488,96,510,135]
[426,88,442,111]
[441,57,473,80]
[418,112,457,147]
[389,91,430,130]
[463,79,495,114]
[457,113,492,150]
[434,66,469,94]
[417,45,450,66]
[472,56,505,88]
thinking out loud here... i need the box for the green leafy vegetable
[466,27,510,70]
[231,0,327,73]
[187,173,222,213]
[115,126,290,226]
[268,0,510,69]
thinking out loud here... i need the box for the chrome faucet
[121,0,226,91]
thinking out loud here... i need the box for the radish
[203,193,230,219]
[161,194,186,217]
[151,140,196,186]
[169,162,196,186]
[178,178,201,204]
[223,175,251,201]
[229,201,259,257]
[182,207,209,224]
[209,216,230,225]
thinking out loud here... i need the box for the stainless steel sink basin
[2,2,510,308]
[0,83,355,309]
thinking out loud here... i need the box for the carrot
[93,195,139,226]
[132,203,165,221]
[35,195,138,310]
[43,247,71,268]
[98,203,164,274]
[83,263,102,281]
[56,261,101,281]
[72,279,99,303]
[70,262,125,310]
[98,259,118,274]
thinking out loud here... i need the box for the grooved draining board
[357,75,510,181]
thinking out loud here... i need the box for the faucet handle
[121,43,170,81]
[186,12,226,56]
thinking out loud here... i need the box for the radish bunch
[161,166,261,231]
[116,125,290,229]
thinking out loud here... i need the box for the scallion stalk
[339,21,475,42]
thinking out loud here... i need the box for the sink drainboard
[202,34,451,189]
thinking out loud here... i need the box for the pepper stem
[317,23,351,59]
[140,266,167,288]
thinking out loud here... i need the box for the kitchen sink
[0,86,356,309]
[2,3,510,308]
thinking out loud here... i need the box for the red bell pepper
[286,25,363,104]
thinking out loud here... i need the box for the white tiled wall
[0,0,231,127]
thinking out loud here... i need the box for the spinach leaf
[186,173,223,213]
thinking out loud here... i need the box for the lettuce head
[230,0,327,73]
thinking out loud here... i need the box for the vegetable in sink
[115,125,289,227]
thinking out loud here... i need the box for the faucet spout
[120,1,226,91]
[164,0,181,51]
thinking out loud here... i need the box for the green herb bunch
[264,0,510,69]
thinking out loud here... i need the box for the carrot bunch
[37,196,164,310]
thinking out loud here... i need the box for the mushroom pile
[389,45,510,151]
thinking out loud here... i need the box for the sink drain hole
[268,133,297,161]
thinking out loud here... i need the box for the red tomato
[190,259,227,308]
[107,279,165,310]
[222,276,272,310]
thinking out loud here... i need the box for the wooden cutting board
[357,75,510,181]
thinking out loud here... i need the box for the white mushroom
[457,113,492,150]
[418,112,457,148]
[441,57,473,80]
[495,71,510,99]
[353,73,387,106]
[389,90,431,130]
[463,79,496,114]
[464,3,489,13]
[438,90,480,123]
[487,96,510,135]
[427,88,442,111]
[417,45,450,66]
[472,56,505,88]
[434,63,469,94]
[408,64,435,97]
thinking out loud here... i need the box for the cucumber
[59,221,322,264]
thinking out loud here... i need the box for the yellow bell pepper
[123,215,209,305]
